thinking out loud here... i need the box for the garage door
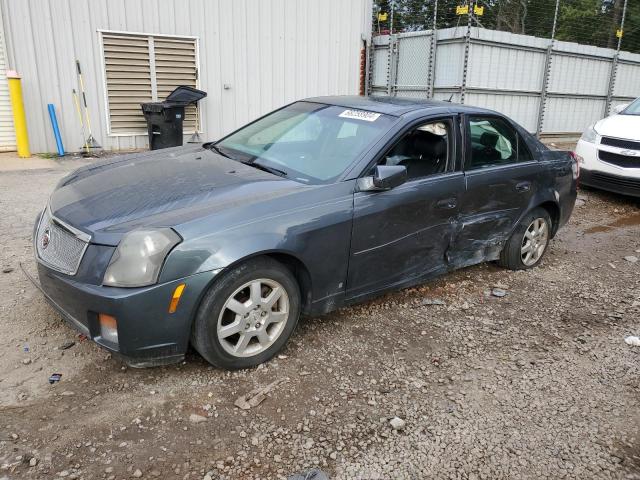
[0,12,15,152]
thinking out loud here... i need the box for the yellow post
[7,70,30,158]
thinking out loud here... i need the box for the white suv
[575,98,640,197]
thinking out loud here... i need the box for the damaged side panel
[446,210,513,268]
[346,172,466,299]
[448,160,542,266]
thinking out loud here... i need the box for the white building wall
[0,4,15,151]
[1,0,372,153]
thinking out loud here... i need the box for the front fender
[159,181,356,302]
[160,231,302,281]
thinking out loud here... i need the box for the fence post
[365,35,373,96]
[389,36,400,96]
[427,0,438,98]
[390,0,395,35]
[460,0,473,104]
[604,0,628,116]
[386,36,395,96]
[535,0,560,138]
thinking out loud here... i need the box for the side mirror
[357,165,407,192]
[613,103,629,114]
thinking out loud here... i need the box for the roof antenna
[446,93,454,102]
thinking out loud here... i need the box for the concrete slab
[0,152,59,172]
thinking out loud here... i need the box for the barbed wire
[372,0,639,54]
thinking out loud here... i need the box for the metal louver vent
[103,34,152,134]
[102,32,198,135]
[154,38,198,132]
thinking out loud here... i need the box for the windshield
[621,98,640,115]
[214,102,396,184]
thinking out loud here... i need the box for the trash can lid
[165,86,207,105]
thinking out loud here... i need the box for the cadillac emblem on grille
[41,227,50,249]
[36,209,89,275]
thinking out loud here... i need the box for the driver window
[382,120,450,181]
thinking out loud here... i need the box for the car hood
[595,114,640,141]
[49,145,308,246]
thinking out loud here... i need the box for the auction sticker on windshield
[339,109,382,122]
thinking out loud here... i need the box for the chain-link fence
[368,0,639,137]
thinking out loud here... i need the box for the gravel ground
[0,157,639,480]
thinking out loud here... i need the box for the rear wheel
[498,207,552,270]
[191,257,301,369]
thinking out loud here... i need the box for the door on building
[0,9,16,152]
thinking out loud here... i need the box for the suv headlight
[103,229,181,287]
[580,125,599,144]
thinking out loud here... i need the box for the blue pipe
[47,103,65,157]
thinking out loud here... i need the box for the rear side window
[467,116,532,170]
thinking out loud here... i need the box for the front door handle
[515,181,531,193]
[436,198,457,209]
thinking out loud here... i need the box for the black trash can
[141,86,207,150]
[141,102,186,150]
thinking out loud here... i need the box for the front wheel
[191,257,301,369]
[498,207,552,270]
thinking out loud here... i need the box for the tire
[498,207,552,270]
[191,257,301,369]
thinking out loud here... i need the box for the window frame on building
[98,29,201,137]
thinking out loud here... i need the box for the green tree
[622,0,640,53]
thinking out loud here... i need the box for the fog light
[98,313,118,343]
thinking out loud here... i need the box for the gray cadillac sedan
[33,96,578,369]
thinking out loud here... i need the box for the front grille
[598,150,640,168]
[36,209,88,275]
[600,136,640,150]
[590,172,640,195]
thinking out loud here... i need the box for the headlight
[580,125,598,144]
[103,228,181,287]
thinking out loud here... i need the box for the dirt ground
[0,156,639,480]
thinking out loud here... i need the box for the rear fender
[515,189,562,237]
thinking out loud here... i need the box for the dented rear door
[448,114,541,268]
[450,162,540,268]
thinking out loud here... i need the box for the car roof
[302,95,496,117]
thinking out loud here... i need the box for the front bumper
[576,139,640,197]
[30,262,220,367]
[580,169,640,198]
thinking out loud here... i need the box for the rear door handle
[515,181,531,192]
[436,198,457,209]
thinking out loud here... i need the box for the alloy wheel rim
[216,278,290,358]
[521,217,549,266]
